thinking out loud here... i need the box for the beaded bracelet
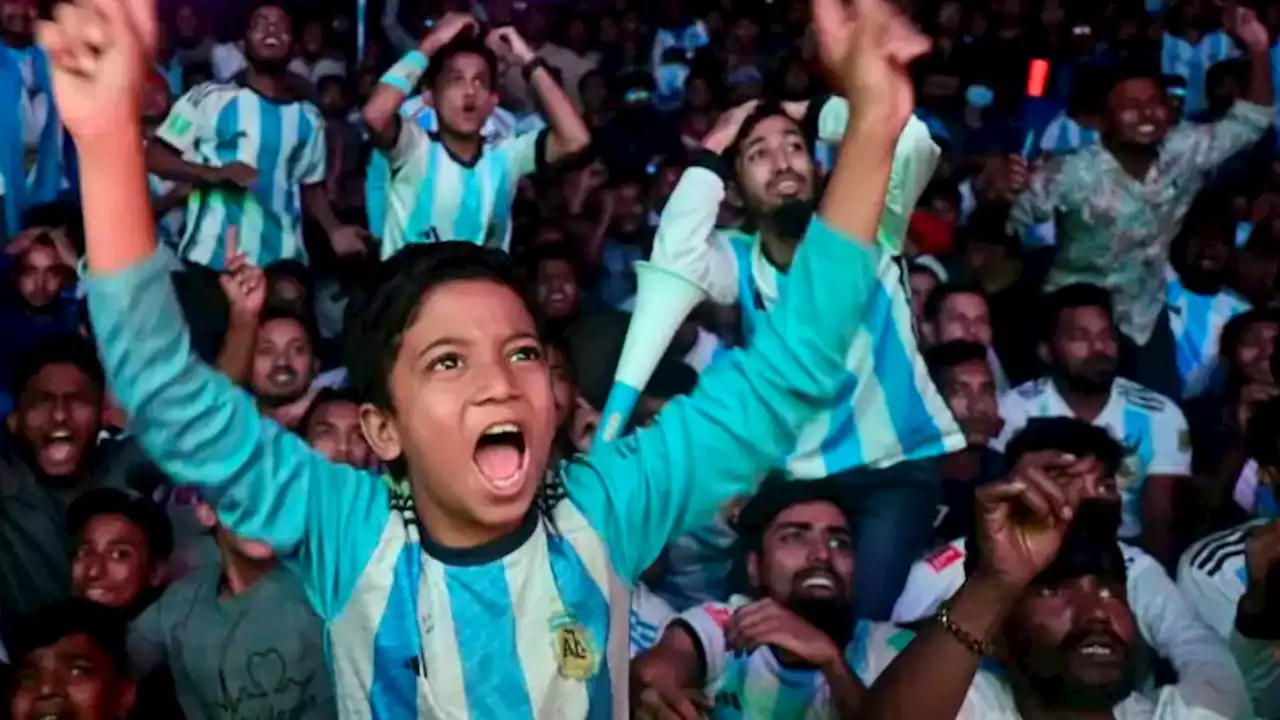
[936,603,994,657]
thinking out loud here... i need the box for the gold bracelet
[935,603,994,657]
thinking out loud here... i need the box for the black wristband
[690,148,730,180]
[522,57,551,83]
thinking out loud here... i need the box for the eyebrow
[417,332,542,359]
[770,521,850,535]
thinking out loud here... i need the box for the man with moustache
[992,284,1191,565]
[247,309,320,429]
[632,479,863,719]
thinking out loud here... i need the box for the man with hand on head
[41,0,927,715]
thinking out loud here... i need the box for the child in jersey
[40,0,928,716]
[362,13,590,258]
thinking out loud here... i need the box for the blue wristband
[380,50,429,94]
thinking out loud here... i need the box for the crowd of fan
[4,0,1280,717]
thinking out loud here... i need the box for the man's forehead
[741,114,803,146]
[768,499,849,530]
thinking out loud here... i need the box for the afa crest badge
[551,614,599,681]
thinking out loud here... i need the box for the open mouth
[1070,634,1125,665]
[262,35,284,49]
[473,422,529,497]
[795,570,840,598]
[42,428,77,465]
[268,366,298,385]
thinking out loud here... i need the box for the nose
[474,359,521,405]
[84,552,105,580]
[50,398,69,422]
[806,538,832,563]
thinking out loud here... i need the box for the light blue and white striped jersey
[680,595,850,719]
[1165,269,1250,399]
[147,173,186,252]
[87,212,883,718]
[376,115,544,259]
[629,583,675,658]
[155,82,326,269]
[992,377,1192,539]
[652,104,963,479]
[1177,520,1263,639]
[1038,111,1099,156]
[1161,30,1238,116]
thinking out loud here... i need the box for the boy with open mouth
[39,0,928,716]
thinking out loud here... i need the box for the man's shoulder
[1180,522,1257,581]
[1005,377,1053,405]
[178,81,238,108]
[1113,378,1179,417]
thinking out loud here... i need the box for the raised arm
[38,0,386,619]
[485,27,590,164]
[567,0,933,581]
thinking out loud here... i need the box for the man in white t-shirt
[993,283,1191,563]
[633,479,862,719]
[1177,519,1267,638]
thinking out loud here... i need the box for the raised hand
[971,451,1097,593]
[421,11,478,55]
[1224,5,1270,53]
[486,26,536,65]
[38,0,159,142]
[217,228,266,320]
[700,99,760,154]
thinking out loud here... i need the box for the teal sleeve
[84,252,390,620]
[564,217,880,582]
[1230,630,1279,719]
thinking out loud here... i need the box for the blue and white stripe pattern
[1161,30,1238,116]
[148,173,186,252]
[155,82,326,269]
[1037,111,1098,156]
[1165,270,1250,399]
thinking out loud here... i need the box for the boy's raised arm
[566,0,934,582]
[39,0,386,618]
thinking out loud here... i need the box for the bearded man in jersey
[632,478,863,719]
[644,95,961,621]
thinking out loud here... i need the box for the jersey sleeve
[649,164,741,306]
[385,115,429,171]
[83,250,391,620]
[990,386,1033,453]
[126,600,167,675]
[847,621,915,685]
[565,215,882,582]
[298,104,327,185]
[1176,558,1243,640]
[154,83,220,156]
[1148,402,1193,477]
[1126,547,1248,719]
[676,602,736,686]
[496,128,548,179]
[890,542,968,623]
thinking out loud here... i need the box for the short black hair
[5,599,130,676]
[922,283,987,324]
[1004,417,1126,479]
[1042,283,1114,343]
[265,259,314,297]
[734,476,853,555]
[925,340,990,389]
[525,242,584,285]
[257,307,319,349]
[426,35,498,90]
[1219,308,1280,376]
[11,334,105,400]
[1100,58,1166,106]
[297,386,363,436]
[725,100,813,169]
[67,488,175,561]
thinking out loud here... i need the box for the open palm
[38,0,159,141]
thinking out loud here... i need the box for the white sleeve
[496,129,544,179]
[890,544,967,623]
[1147,403,1192,476]
[990,389,1031,454]
[155,84,220,156]
[676,601,736,687]
[649,166,741,306]
[1150,684,1240,720]
[1127,549,1248,720]
[385,117,428,171]
[1175,561,1242,640]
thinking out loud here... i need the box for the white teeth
[1080,644,1112,656]
[50,429,71,440]
[1137,123,1155,133]
[484,423,519,436]
[801,576,835,590]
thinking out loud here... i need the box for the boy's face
[363,280,553,544]
[16,243,68,310]
[434,53,498,138]
[1105,78,1170,147]
[9,633,134,720]
[250,318,316,405]
[535,258,580,321]
[72,514,156,609]
[244,5,293,66]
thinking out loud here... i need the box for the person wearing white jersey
[145,3,366,270]
[855,450,1250,720]
[635,91,962,621]
[634,478,863,718]
[362,13,590,258]
[993,283,1191,564]
[891,416,1246,718]
[1177,519,1269,639]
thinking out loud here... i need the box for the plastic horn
[594,262,709,447]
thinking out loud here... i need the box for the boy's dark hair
[11,334,105,400]
[725,100,815,168]
[922,283,986,324]
[1219,309,1280,380]
[258,307,320,349]
[1042,283,1114,343]
[1004,417,1126,479]
[1100,59,1165,108]
[734,476,853,555]
[298,386,363,434]
[242,2,293,34]
[525,242,585,285]
[924,340,990,389]
[5,599,130,676]
[426,35,498,90]
[23,201,85,256]
[67,488,175,561]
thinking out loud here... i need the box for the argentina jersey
[1177,522,1260,639]
[629,583,675,658]
[148,173,185,252]
[155,82,326,269]
[1161,30,1238,115]
[1166,270,1250,398]
[681,596,846,719]
[992,377,1192,539]
[377,116,544,259]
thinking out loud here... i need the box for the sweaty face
[735,115,816,222]
[434,53,497,138]
[17,244,68,310]
[10,633,132,720]
[250,318,315,405]
[1049,306,1119,394]
[535,258,581,321]
[1007,575,1138,713]
[370,279,553,547]
[1234,320,1278,385]
[11,364,102,479]
[72,515,155,610]
[1106,78,1171,148]
[245,5,293,66]
[305,400,375,469]
[942,360,1002,447]
[936,293,993,347]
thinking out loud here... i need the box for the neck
[759,229,798,272]
[439,129,484,163]
[411,483,524,550]
[245,64,291,100]
[218,542,277,597]
[1054,378,1110,422]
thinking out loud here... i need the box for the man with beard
[1166,190,1251,399]
[632,479,863,718]
[362,12,590,257]
[856,449,1247,719]
[146,3,366,269]
[993,284,1191,565]
[247,309,319,429]
[634,91,961,622]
